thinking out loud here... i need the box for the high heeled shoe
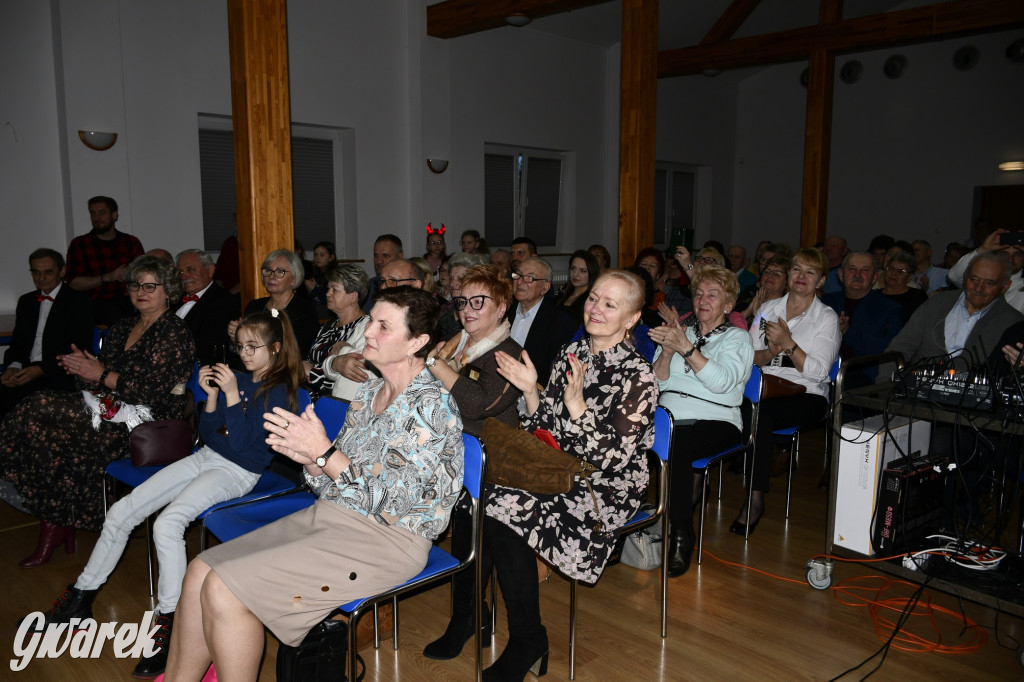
[19,521,76,568]
[423,605,493,660]
[482,631,548,682]
[729,507,764,536]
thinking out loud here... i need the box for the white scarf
[440,320,511,372]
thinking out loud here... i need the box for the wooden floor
[3,427,1023,681]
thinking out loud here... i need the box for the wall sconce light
[78,130,118,151]
[426,158,449,174]
[999,161,1024,172]
[505,13,531,27]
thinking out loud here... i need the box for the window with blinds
[198,127,338,252]
[484,146,565,250]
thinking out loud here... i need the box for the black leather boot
[131,611,173,679]
[22,584,99,629]
[666,526,695,578]
[423,604,492,660]
[484,518,549,682]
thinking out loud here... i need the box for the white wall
[446,26,610,255]
[732,29,1024,253]
[1,1,70,313]
[2,1,1021,317]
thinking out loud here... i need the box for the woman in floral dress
[488,269,658,682]
[1,255,194,566]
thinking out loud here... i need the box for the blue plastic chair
[691,365,762,560]
[567,405,672,679]
[334,433,484,682]
[772,357,841,518]
[103,371,309,595]
[198,396,349,547]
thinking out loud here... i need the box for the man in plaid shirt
[66,196,144,325]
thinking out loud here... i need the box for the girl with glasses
[27,309,304,678]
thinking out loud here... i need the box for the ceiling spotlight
[999,161,1024,172]
[505,13,531,27]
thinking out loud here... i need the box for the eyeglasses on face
[127,282,163,293]
[381,277,417,288]
[427,240,444,247]
[512,271,547,284]
[261,267,290,279]
[885,266,911,275]
[695,257,717,264]
[453,295,493,311]
[234,343,267,356]
[762,269,786,278]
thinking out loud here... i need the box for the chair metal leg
[380,600,386,650]
[785,432,800,519]
[490,566,497,636]
[697,466,709,565]
[348,609,360,682]
[146,517,155,598]
[569,578,578,680]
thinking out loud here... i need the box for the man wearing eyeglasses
[1,248,94,415]
[378,259,425,290]
[362,234,404,312]
[504,257,576,387]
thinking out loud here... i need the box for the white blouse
[750,294,841,398]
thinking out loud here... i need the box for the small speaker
[953,45,980,71]
[840,60,863,84]
[883,54,907,79]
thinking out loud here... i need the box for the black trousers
[752,394,829,493]
[669,420,742,529]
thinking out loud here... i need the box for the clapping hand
[562,353,588,420]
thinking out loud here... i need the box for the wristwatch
[315,447,336,468]
[425,356,436,368]
[783,344,797,357]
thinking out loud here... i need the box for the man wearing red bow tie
[173,249,240,367]
[1,249,94,414]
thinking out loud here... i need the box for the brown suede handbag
[481,418,596,496]
[760,373,806,400]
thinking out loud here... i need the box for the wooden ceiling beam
[700,0,763,45]
[427,0,613,39]
[660,0,1024,78]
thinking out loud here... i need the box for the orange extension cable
[700,550,988,655]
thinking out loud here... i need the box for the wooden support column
[799,1,841,247]
[617,0,658,269]
[226,0,294,307]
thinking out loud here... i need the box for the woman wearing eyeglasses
[228,249,319,355]
[423,265,523,661]
[738,255,791,327]
[880,250,928,323]
[438,252,489,341]
[0,255,194,567]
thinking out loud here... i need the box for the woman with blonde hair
[649,265,752,576]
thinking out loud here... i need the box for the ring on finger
[283,420,290,430]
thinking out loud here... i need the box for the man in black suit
[174,249,240,366]
[1,248,94,414]
[504,256,577,388]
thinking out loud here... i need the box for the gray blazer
[884,290,1024,369]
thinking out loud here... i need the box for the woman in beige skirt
[163,287,465,680]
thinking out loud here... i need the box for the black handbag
[129,419,193,467]
[276,616,364,682]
